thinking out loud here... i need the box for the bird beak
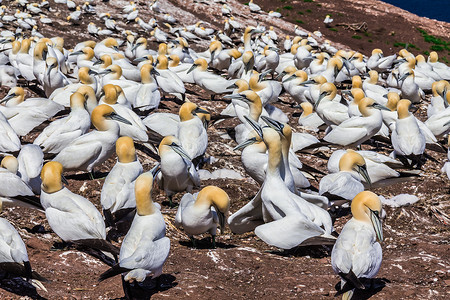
[69,50,84,56]
[233,137,257,151]
[342,58,351,74]
[131,43,141,51]
[357,164,372,187]
[47,64,56,76]
[259,70,271,81]
[88,69,98,75]
[98,69,112,75]
[107,112,132,125]
[282,74,296,83]
[226,83,237,90]
[150,68,160,76]
[216,209,226,233]
[150,163,161,178]
[93,59,103,65]
[372,103,391,111]
[99,90,105,98]
[133,56,147,63]
[169,142,192,161]
[399,72,409,81]
[223,93,244,100]
[244,61,252,74]
[314,92,327,109]
[187,64,197,74]
[61,174,69,185]
[194,107,210,115]
[275,71,286,80]
[0,93,15,104]
[112,45,119,51]
[299,79,314,86]
[244,116,263,139]
[369,209,383,243]
[261,116,284,133]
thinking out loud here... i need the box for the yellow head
[396,99,411,119]
[351,191,383,242]
[41,161,64,194]
[135,172,156,216]
[116,136,136,163]
[1,156,18,174]
[386,92,400,111]
[102,84,118,105]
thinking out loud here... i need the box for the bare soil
[0,0,449,299]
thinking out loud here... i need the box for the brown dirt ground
[0,0,449,299]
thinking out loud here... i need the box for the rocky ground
[0,0,449,299]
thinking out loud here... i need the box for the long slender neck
[267,141,282,177]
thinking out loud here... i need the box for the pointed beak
[342,58,351,74]
[88,69,98,75]
[216,210,226,232]
[93,59,102,65]
[372,103,391,111]
[69,50,84,56]
[187,64,197,74]
[133,56,147,63]
[226,83,237,90]
[282,74,296,83]
[47,64,56,76]
[150,163,161,178]
[170,142,192,161]
[259,70,271,81]
[357,164,372,187]
[108,112,132,125]
[275,71,286,80]
[131,43,141,51]
[244,115,263,139]
[150,68,160,76]
[61,174,69,185]
[0,93,15,104]
[244,61,252,73]
[194,107,210,115]
[112,45,119,51]
[399,72,409,82]
[233,137,257,151]
[261,116,284,133]
[299,79,314,86]
[370,209,383,243]
[223,93,244,100]
[314,92,327,109]
[98,69,112,75]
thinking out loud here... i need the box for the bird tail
[99,263,131,282]
[342,290,354,300]
[73,239,120,257]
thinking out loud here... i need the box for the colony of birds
[0,0,449,299]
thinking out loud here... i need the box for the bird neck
[136,189,156,216]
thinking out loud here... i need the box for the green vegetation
[352,35,362,40]
[317,3,322,6]
[296,20,304,24]
[423,50,430,55]
[329,28,338,32]
[283,5,293,10]
[306,9,312,13]
[297,11,304,15]
[368,39,373,43]
[393,42,419,50]
[364,32,372,37]
[417,28,450,52]
[304,0,314,2]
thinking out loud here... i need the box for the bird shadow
[179,237,237,250]
[64,171,109,181]
[267,244,333,258]
[335,277,390,299]
[0,277,47,300]
[110,274,177,300]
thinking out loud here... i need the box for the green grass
[329,28,338,32]
[423,50,430,55]
[316,3,322,6]
[393,42,419,50]
[296,19,304,24]
[297,11,304,15]
[368,39,373,43]
[304,0,314,2]
[441,57,449,63]
[306,9,312,13]
[364,32,372,37]
[283,5,293,10]
[352,35,362,40]
[417,28,450,53]
[430,45,444,51]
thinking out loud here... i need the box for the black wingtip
[99,264,131,282]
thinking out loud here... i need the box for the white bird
[53,104,132,173]
[99,84,148,142]
[99,172,170,295]
[0,87,65,137]
[154,55,185,100]
[298,102,325,132]
[324,97,389,147]
[427,51,450,80]
[391,99,425,168]
[399,70,424,104]
[268,10,282,18]
[331,191,383,300]
[248,0,261,13]
[0,111,20,153]
[177,102,209,163]
[157,136,200,207]
[175,186,230,247]
[323,14,333,27]
[367,48,396,72]
[327,150,401,184]
[315,82,349,126]
[16,144,44,195]
[40,161,119,255]
[101,136,143,227]
[0,198,47,290]
[319,150,371,203]
[0,156,34,200]
[43,57,70,97]
[134,64,161,111]
[441,137,450,180]
[34,92,91,154]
